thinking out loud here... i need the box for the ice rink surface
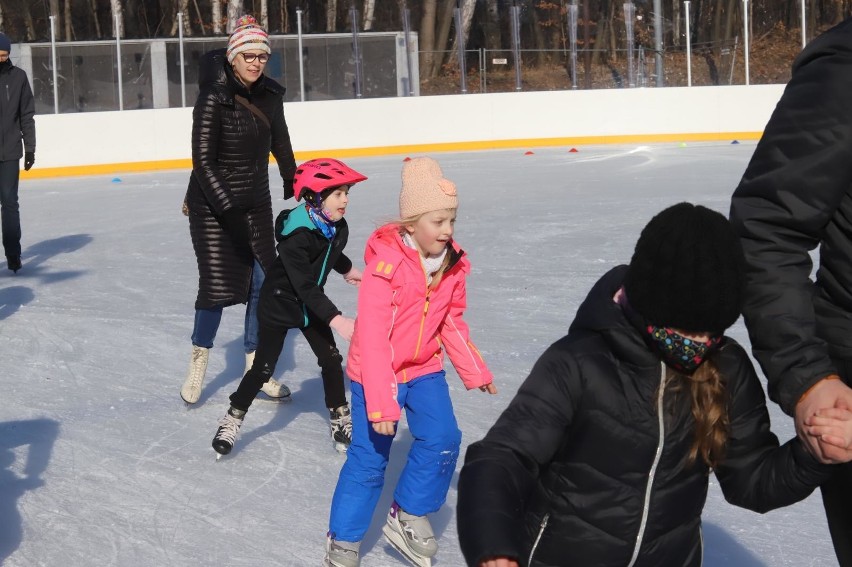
[0,142,839,566]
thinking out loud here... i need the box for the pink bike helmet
[293,158,368,203]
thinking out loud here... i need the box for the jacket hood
[570,265,660,369]
[364,224,465,272]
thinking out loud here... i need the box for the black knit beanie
[623,202,745,333]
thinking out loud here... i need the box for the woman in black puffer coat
[457,204,838,567]
[180,15,296,405]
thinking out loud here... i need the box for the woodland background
[1,1,851,92]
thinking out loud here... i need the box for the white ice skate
[245,352,292,401]
[382,502,436,567]
[323,533,360,567]
[180,345,209,405]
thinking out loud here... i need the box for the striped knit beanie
[399,157,458,219]
[226,15,270,64]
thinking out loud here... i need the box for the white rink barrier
[25,84,785,178]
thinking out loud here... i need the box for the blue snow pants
[328,371,462,542]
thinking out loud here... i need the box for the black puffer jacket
[257,205,353,329]
[730,17,852,414]
[185,48,296,310]
[457,266,831,567]
[0,61,35,161]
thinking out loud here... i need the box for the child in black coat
[211,158,367,458]
[457,203,844,567]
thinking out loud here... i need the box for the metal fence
[13,31,415,114]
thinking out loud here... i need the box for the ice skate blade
[333,441,349,454]
[255,392,292,403]
[382,524,432,567]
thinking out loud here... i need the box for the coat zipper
[626,363,667,567]
[301,237,333,327]
[527,513,550,566]
[412,291,431,359]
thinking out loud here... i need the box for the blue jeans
[191,260,264,353]
[328,371,462,542]
[0,160,21,259]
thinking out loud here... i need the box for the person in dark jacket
[0,32,35,273]
[211,158,366,458]
[457,203,839,567]
[729,16,852,566]
[180,15,297,406]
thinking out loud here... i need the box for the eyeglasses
[241,53,269,64]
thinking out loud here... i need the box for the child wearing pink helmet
[211,158,367,458]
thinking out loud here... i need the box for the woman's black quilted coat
[185,48,296,309]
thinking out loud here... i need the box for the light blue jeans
[191,260,264,353]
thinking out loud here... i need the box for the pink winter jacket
[347,224,493,423]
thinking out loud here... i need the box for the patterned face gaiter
[643,325,723,374]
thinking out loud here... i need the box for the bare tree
[363,0,376,31]
[48,0,60,39]
[88,0,102,38]
[259,0,269,29]
[170,0,191,36]
[64,0,73,40]
[212,0,223,34]
[445,0,476,68]
[227,0,244,32]
[327,0,338,32]
[110,0,124,37]
[420,0,438,78]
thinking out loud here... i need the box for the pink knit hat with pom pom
[399,157,458,219]
[227,15,270,63]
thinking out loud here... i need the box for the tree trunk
[259,0,268,29]
[281,0,288,33]
[420,0,437,79]
[364,0,376,31]
[583,0,591,88]
[212,0,223,34]
[484,0,501,51]
[445,0,476,68]
[48,0,60,40]
[530,4,547,67]
[433,0,455,77]
[89,0,102,38]
[64,0,73,40]
[227,0,244,32]
[193,0,206,35]
[110,0,124,38]
[326,0,337,32]
[170,0,191,36]
[672,0,681,46]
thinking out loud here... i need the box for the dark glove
[283,180,294,201]
[24,152,35,171]
[220,208,253,256]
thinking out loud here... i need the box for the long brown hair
[668,355,730,469]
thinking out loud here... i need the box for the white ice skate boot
[382,502,437,567]
[212,406,246,459]
[245,351,291,400]
[180,345,209,404]
[323,533,360,567]
[329,404,352,453]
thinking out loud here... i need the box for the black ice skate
[212,406,246,459]
[329,404,352,453]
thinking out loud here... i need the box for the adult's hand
[796,376,852,463]
[24,152,35,171]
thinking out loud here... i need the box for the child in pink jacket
[323,157,497,567]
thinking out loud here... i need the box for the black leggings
[822,357,852,567]
[229,321,346,412]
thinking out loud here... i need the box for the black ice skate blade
[382,525,432,567]
[254,392,293,403]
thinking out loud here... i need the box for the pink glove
[329,314,355,341]
[343,267,362,286]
